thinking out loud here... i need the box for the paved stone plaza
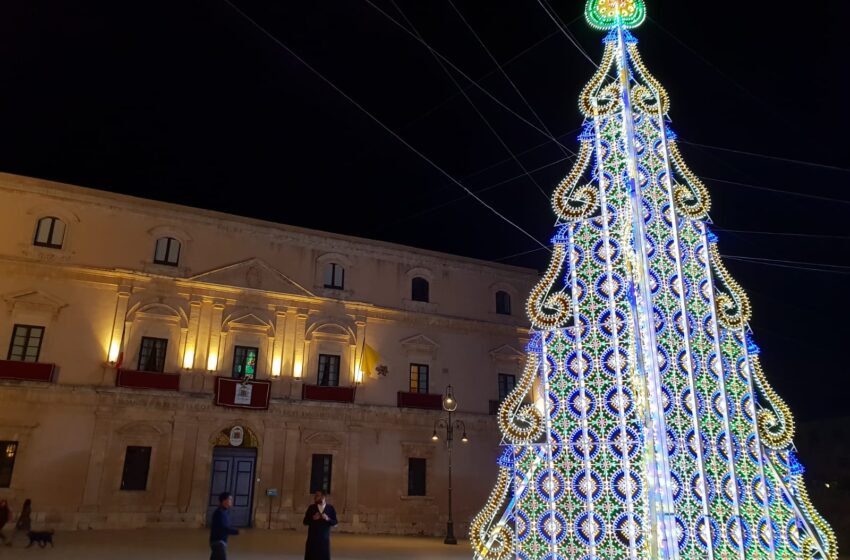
[2,529,471,559]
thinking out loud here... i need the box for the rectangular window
[120,446,152,491]
[409,363,429,394]
[232,346,259,379]
[154,237,181,266]
[317,354,340,387]
[310,454,333,494]
[496,291,512,315]
[323,263,345,290]
[498,374,516,401]
[0,441,18,488]
[7,324,44,362]
[138,337,168,372]
[408,457,426,496]
[34,217,65,248]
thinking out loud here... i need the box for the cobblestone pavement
[1,529,472,559]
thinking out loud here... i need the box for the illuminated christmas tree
[470,2,837,559]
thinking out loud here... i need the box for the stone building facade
[0,172,538,535]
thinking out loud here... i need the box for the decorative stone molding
[147,225,193,244]
[303,431,344,449]
[488,344,525,364]
[399,334,439,361]
[2,289,68,318]
[190,258,314,297]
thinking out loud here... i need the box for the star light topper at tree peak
[470,1,836,560]
[586,0,646,30]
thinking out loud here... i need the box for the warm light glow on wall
[107,341,120,364]
[354,368,364,384]
[272,356,282,377]
[182,350,195,370]
[293,361,303,379]
[206,353,218,372]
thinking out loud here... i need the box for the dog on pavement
[26,530,54,548]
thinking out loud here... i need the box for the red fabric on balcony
[302,384,356,404]
[397,391,442,410]
[0,360,55,382]
[116,369,180,391]
[215,377,271,410]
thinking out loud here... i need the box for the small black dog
[26,530,54,548]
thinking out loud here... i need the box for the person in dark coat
[0,499,9,543]
[209,492,239,560]
[303,490,337,560]
[5,499,31,547]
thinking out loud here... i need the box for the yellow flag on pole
[361,343,381,379]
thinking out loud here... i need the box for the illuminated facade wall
[0,172,537,533]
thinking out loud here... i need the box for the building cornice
[0,172,538,281]
[0,255,530,337]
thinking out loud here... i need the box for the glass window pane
[245,349,256,376]
[310,454,333,494]
[155,238,167,262]
[0,441,19,488]
[35,218,51,244]
[121,446,152,491]
[412,278,429,302]
[167,239,180,264]
[334,265,344,288]
[51,219,66,246]
[408,458,426,496]
[324,264,334,286]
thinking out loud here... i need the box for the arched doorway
[207,425,259,527]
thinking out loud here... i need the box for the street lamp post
[431,384,468,545]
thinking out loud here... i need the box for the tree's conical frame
[470,3,837,560]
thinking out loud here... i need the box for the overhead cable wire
[396,125,582,213]
[400,29,561,131]
[221,0,551,252]
[722,257,850,275]
[647,19,847,174]
[535,0,598,67]
[713,228,850,240]
[703,176,850,205]
[388,0,550,200]
[647,17,772,112]
[447,0,574,159]
[720,254,850,271]
[493,246,548,262]
[493,246,850,275]
[362,0,577,156]
[682,140,850,174]
[375,153,574,234]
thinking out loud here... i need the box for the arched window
[324,262,345,290]
[495,291,512,315]
[33,216,65,248]
[411,277,430,303]
[154,237,181,266]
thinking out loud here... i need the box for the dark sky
[0,1,848,423]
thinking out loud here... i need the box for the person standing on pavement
[209,492,239,560]
[5,499,31,547]
[0,499,9,543]
[303,490,337,560]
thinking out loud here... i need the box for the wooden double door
[207,446,257,527]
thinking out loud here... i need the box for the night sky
[0,1,848,423]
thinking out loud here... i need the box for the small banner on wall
[214,377,271,410]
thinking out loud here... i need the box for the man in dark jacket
[303,490,337,560]
[210,492,239,560]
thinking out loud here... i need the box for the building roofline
[0,171,539,277]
